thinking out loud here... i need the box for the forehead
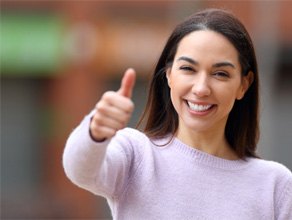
[175,30,239,64]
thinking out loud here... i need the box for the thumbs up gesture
[90,68,136,141]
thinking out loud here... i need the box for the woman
[63,8,292,219]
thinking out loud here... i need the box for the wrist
[89,127,107,142]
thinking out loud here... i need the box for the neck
[176,126,238,160]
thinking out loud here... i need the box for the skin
[90,30,252,160]
[90,68,136,141]
[166,30,252,160]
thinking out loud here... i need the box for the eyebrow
[177,56,235,69]
[213,62,235,69]
[177,56,198,65]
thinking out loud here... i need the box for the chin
[184,123,214,133]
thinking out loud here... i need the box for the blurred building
[1,1,291,219]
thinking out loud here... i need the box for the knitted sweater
[63,113,292,220]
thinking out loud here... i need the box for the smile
[187,101,214,112]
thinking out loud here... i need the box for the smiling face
[166,30,250,138]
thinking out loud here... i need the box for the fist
[90,68,136,141]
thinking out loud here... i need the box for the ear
[236,71,254,100]
[166,67,172,87]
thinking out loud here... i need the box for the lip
[185,100,216,116]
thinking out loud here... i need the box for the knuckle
[126,104,134,115]
[102,91,115,102]
[96,102,107,114]
[92,113,104,126]
[123,100,134,113]
[129,102,135,112]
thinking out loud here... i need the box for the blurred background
[1,0,291,219]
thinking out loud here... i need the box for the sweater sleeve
[62,111,138,199]
[275,169,292,220]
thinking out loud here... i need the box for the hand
[90,68,136,141]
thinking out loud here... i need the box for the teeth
[187,101,212,112]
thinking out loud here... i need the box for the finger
[117,68,136,98]
[99,91,134,114]
[97,104,132,124]
[93,113,125,131]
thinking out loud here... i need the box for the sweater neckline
[167,136,252,170]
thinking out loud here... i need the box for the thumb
[117,68,136,98]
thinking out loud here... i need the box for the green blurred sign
[0,13,65,76]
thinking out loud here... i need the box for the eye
[213,71,230,79]
[179,66,194,72]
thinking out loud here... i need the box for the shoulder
[257,160,292,216]
[244,158,292,219]
[250,158,292,176]
[248,158,292,199]
[248,158,292,179]
[249,158,292,198]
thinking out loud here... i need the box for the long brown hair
[138,8,259,158]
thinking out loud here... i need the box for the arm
[63,111,110,195]
[63,68,136,198]
[276,176,292,220]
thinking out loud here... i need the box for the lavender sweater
[63,113,292,220]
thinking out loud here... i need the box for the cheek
[169,80,188,101]
[169,84,185,111]
[170,86,180,106]
[218,87,239,111]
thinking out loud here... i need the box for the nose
[192,73,211,97]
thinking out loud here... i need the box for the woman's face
[166,30,250,136]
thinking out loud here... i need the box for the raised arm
[63,68,136,197]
